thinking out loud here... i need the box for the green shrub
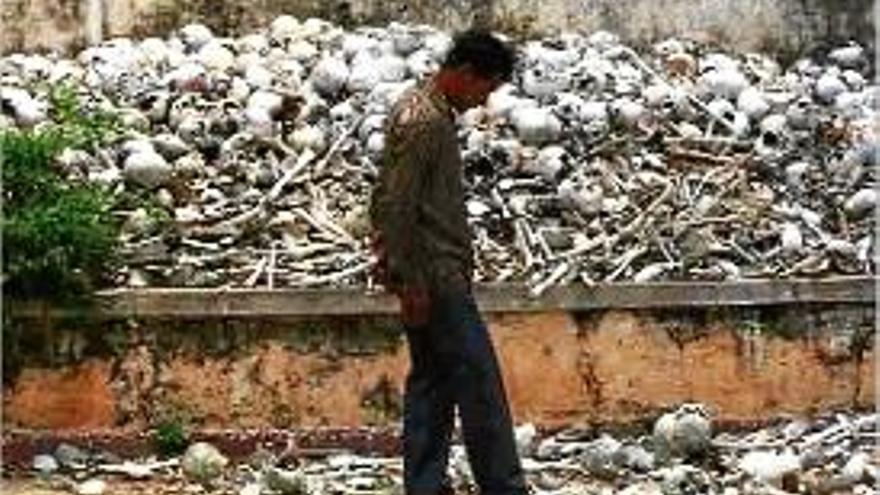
[1,85,122,302]
[2,179,117,299]
[153,419,190,458]
[1,129,68,209]
[49,85,123,151]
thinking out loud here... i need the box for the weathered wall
[0,0,874,55]
[3,304,874,431]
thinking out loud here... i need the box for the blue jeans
[402,287,527,495]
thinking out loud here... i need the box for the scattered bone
[24,409,875,495]
[1,19,873,290]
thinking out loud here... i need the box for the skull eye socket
[138,95,157,110]
[762,131,780,147]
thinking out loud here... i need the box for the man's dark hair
[442,30,517,82]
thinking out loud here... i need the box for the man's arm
[369,115,440,291]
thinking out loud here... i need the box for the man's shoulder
[387,87,446,141]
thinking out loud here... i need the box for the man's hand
[370,232,431,327]
[399,285,431,328]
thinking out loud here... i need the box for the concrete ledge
[7,276,876,318]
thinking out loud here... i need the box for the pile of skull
[1,17,875,291]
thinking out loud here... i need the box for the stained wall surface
[3,304,874,430]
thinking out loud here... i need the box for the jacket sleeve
[369,116,440,289]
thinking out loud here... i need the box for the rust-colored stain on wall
[4,361,116,429]
[153,343,410,428]
[2,309,873,430]
[491,312,586,426]
[579,310,868,421]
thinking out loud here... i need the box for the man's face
[459,70,503,109]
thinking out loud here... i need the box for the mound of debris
[23,407,877,494]
[1,18,875,291]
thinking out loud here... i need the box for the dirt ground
[1,477,200,495]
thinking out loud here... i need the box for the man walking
[369,30,528,495]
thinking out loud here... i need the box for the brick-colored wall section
[5,361,116,429]
[3,305,873,430]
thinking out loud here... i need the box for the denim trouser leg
[403,288,527,495]
[403,318,456,493]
